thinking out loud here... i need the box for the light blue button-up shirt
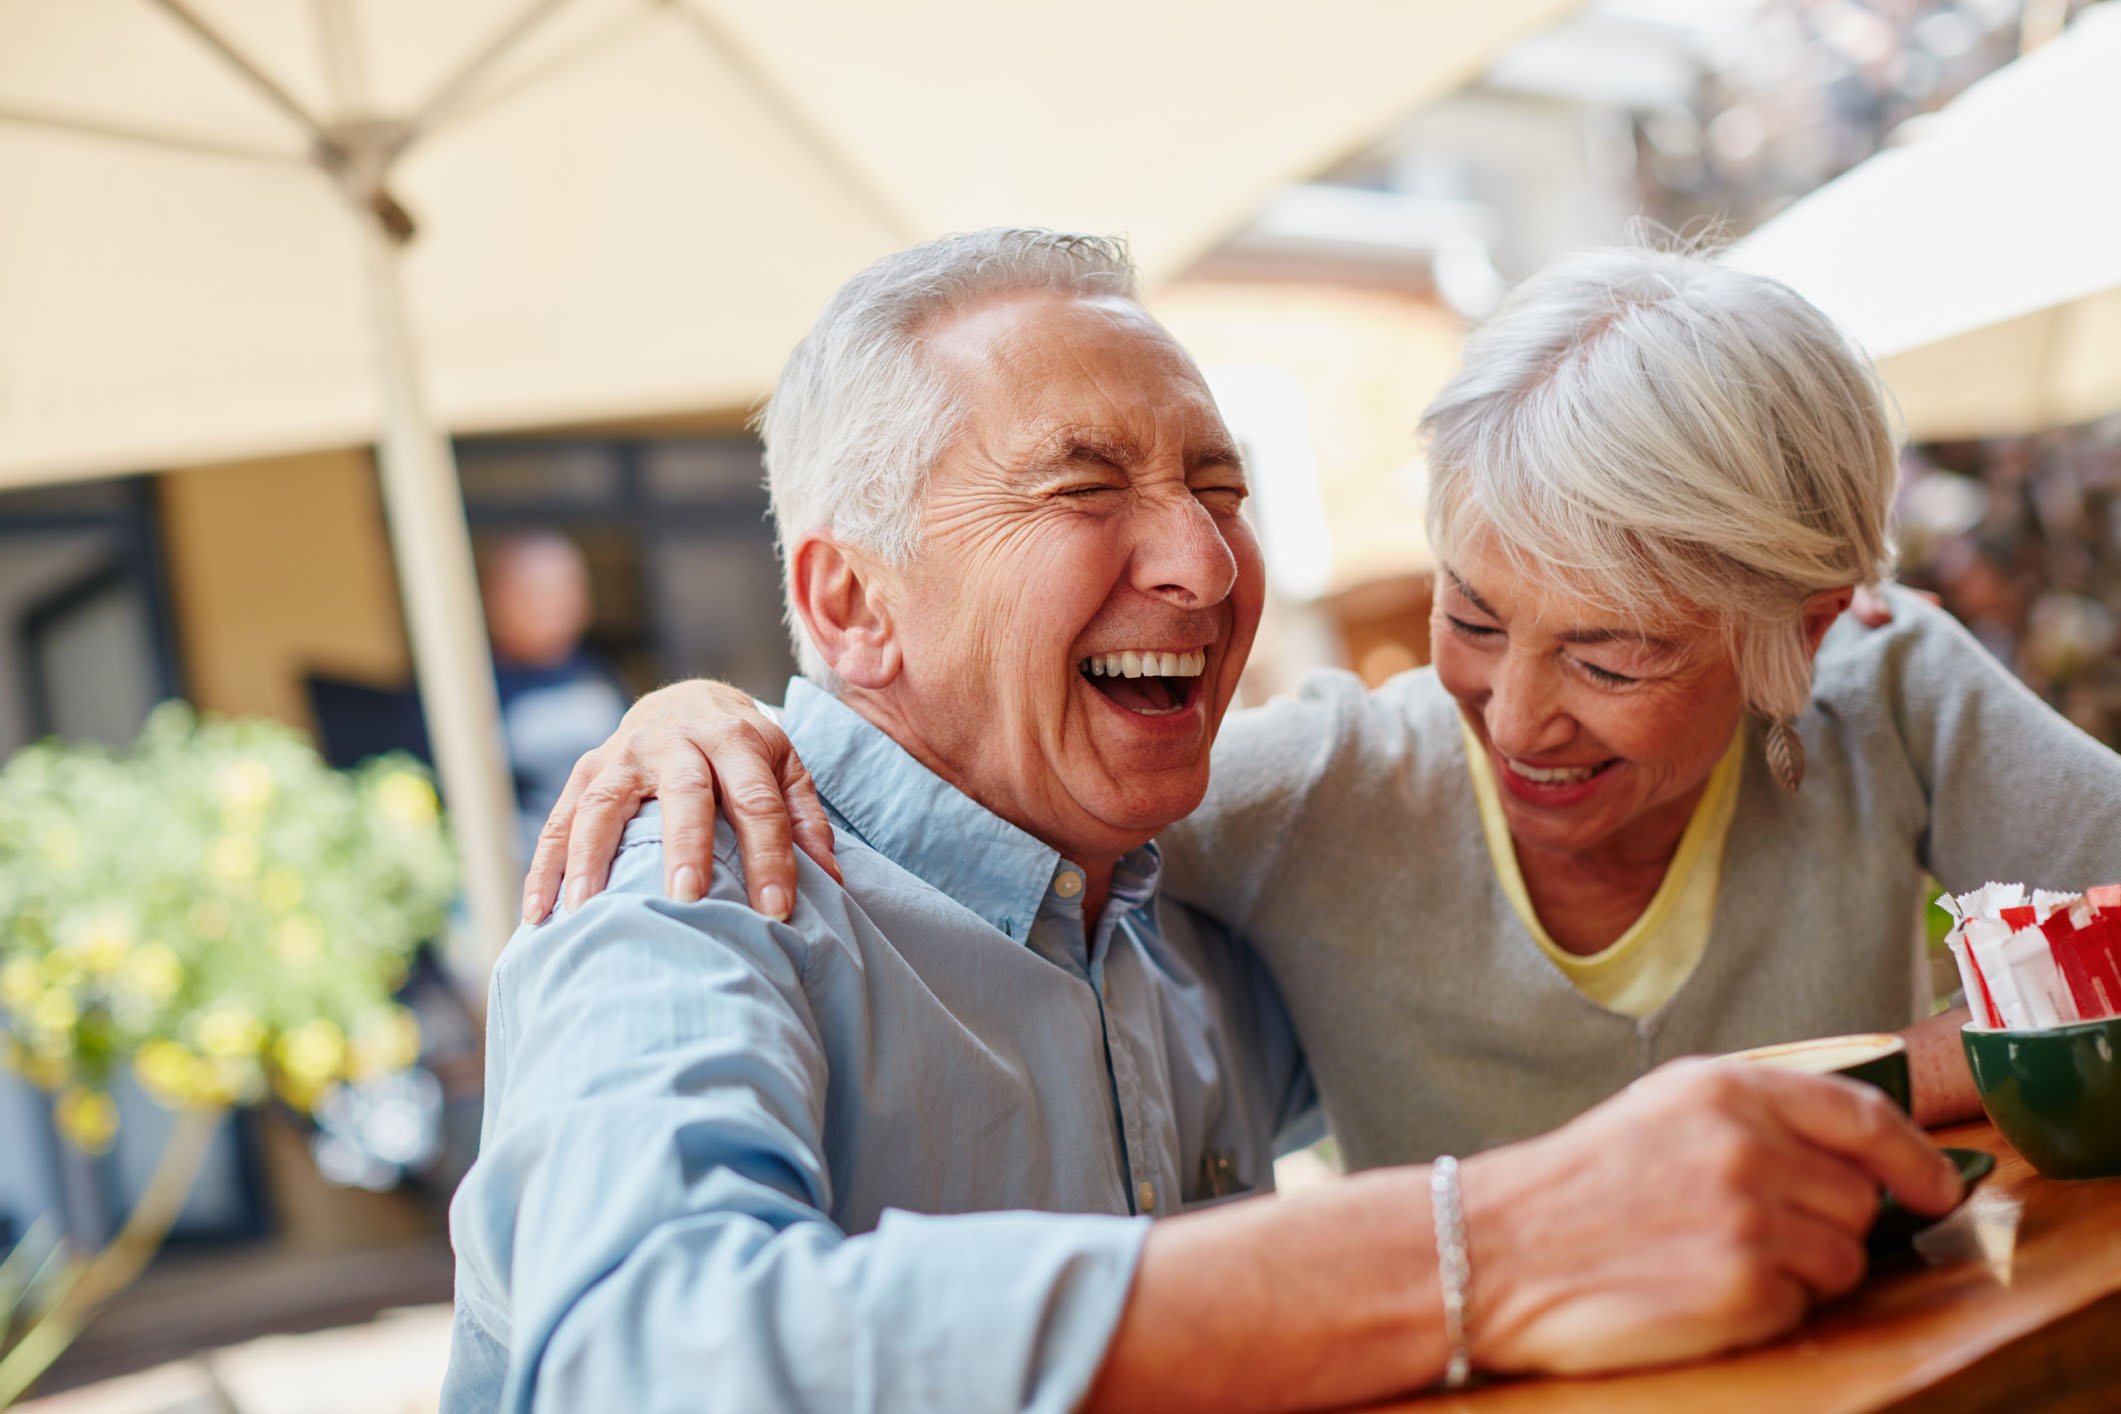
[445,680,1314,1412]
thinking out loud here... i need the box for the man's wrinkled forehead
[921,291,1236,460]
[922,288,1155,357]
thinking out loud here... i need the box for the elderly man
[446,230,1956,1412]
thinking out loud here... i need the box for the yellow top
[1459,719,1746,1019]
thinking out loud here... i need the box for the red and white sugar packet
[1941,882,2121,1028]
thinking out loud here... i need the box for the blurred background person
[478,532,629,861]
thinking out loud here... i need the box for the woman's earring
[1766,718,1806,795]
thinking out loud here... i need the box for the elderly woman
[522,248,2121,1165]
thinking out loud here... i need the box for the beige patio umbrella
[1729,3,2121,442]
[0,0,1577,966]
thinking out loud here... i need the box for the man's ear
[1800,585,1857,659]
[793,537,901,689]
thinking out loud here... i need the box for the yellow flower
[273,1071,330,1115]
[123,942,185,1003]
[375,771,439,829]
[277,1018,346,1084]
[207,833,260,886]
[203,1056,263,1106]
[21,1051,73,1090]
[197,1008,266,1059]
[349,1008,422,1079]
[42,950,83,989]
[1,955,42,1010]
[70,908,137,974]
[274,914,325,963]
[259,865,306,914]
[7,1031,72,1088]
[30,988,77,1037]
[55,1088,120,1153]
[213,758,277,820]
[135,1039,204,1106]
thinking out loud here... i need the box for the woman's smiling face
[1431,528,1747,863]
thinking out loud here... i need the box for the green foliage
[0,703,456,1149]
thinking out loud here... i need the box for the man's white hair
[758,228,1141,681]
[1420,246,1898,724]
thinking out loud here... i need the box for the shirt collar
[783,678,1135,942]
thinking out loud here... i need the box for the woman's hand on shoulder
[520,679,841,927]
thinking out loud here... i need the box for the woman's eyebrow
[1447,570,1680,651]
[1445,570,1497,616]
[1557,626,1681,652]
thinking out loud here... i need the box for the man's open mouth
[1078,649,1207,717]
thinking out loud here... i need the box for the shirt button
[1053,870,1084,898]
[1137,1180,1157,1212]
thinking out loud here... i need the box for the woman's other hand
[520,680,841,926]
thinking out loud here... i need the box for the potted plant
[0,704,456,1401]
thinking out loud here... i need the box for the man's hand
[519,679,839,926]
[1464,1059,1963,1376]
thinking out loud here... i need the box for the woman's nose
[1485,656,1572,756]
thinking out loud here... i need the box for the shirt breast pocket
[1182,1148,1260,1212]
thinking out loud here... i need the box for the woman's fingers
[522,752,599,923]
[559,757,656,913]
[1757,1142,1883,1238]
[650,744,720,904]
[1759,1071,1962,1217]
[520,684,836,924]
[782,758,843,886]
[700,727,801,920]
[1759,1205,1870,1304]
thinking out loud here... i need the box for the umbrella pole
[355,216,522,984]
[144,0,522,978]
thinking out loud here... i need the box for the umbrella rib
[402,0,582,141]
[0,101,306,164]
[667,2,923,244]
[149,0,342,157]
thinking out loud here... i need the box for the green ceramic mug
[1725,1033,1912,1114]
[1961,1017,2121,1180]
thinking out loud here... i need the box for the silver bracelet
[1430,1155,1473,1389]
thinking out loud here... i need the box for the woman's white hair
[758,228,1140,681]
[1420,246,1898,725]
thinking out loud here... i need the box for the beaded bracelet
[1430,1155,1472,1388]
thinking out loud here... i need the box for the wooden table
[1387,1121,2121,1413]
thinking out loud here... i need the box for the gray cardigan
[1161,589,2121,1168]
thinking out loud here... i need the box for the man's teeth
[1504,758,1603,785]
[1080,650,1207,678]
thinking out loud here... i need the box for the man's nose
[1130,490,1238,608]
[1485,653,1572,756]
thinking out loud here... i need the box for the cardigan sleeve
[1841,588,2121,896]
